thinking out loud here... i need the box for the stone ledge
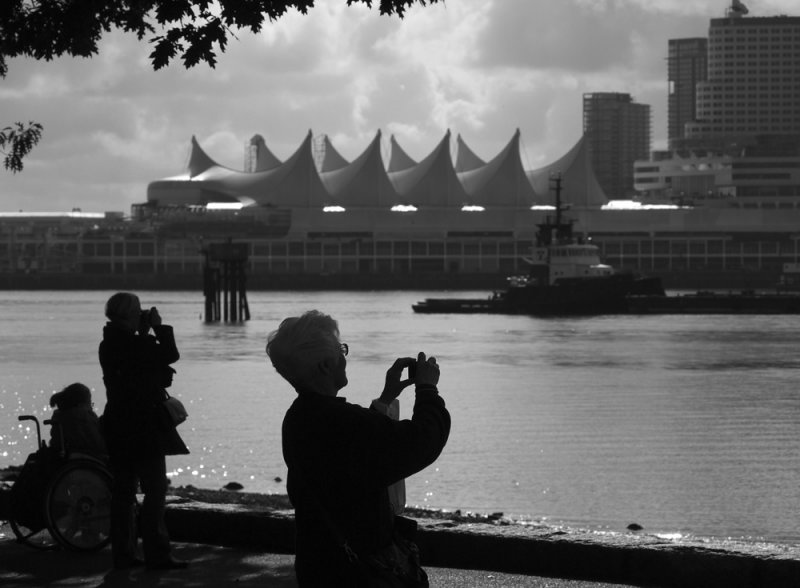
[163,498,800,588]
[3,480,800,588]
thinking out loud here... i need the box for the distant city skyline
[1,0,798,213]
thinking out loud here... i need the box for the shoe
[146,557,189,571]
[113,557,145,570]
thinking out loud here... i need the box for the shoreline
[3,468,799,549]
[164,486,800,587]
[3,473,800,586]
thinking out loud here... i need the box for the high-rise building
[667,38,707,148]
[583,92,651,199]
[684,10,800,142]
[636,4,800,205]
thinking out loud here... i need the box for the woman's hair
[105,292,140,322]
[266,310,341,385]
[50,383,92,410]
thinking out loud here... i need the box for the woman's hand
[379,357,415,405]
[149,307,162,327]
[378,352,439,404]
[413,351,440,388]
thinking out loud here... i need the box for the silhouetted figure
[267,310,450,587]
[99,292,189,571]
[48,382,107,459]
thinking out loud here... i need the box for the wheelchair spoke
[46,459,112,552]
[8,489,59,550]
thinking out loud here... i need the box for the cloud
[1,0,794,212]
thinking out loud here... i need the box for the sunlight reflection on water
[2,291,800,543]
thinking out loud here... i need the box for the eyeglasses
[340,343,349,357]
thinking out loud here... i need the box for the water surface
[2,290,799,543]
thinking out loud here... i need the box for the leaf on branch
[0,122,44,173]
[347,0,439,17]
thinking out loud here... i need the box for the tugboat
[412,176,664,315]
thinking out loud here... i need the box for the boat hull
[627,292,800,314]
[412,281,800,316]
[412,274,665,316]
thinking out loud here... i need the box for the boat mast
[545,173,573,246]
[552,174,563,229]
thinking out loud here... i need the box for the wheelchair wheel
[44,458,112,552]
[8,484,59,550]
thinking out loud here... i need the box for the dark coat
[99,322,188,461]
[282,386,450,586]
[50,406,108,459]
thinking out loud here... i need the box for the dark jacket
[282,385,450,586]
[50,406,108,460]
[99,322,188,460]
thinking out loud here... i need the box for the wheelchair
[7,415,112,552]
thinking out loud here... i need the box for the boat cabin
[548,243,614,283]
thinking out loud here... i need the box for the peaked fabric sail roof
[318,135,349,173]
[248,134,282,172]
[187,135,220,178]
[457,129,539,207]
[454,134,486,173]
[388,131,467,207]
[526,136,609,207]
[387,135,418,173]
[172,131,329,207]
[148,130,610,209]
[320,131,397,207]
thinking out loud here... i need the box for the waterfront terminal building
[2,127,800,292]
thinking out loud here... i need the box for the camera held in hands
[139,308,153,333]
[407,361,416,381]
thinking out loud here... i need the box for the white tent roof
[248,134,282,172]
[148,130,609,210]
[388,130,468,207]
[317,135,349,173]
[458,129,539,207]
[526,135,609,207]
[454,134,486,173]
[320,131,398,207]
[387,135,418,173]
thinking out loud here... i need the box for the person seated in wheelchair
[49,382,108,461]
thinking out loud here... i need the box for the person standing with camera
[267,310,451,587]
[99,292,189,571]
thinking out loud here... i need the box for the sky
[1,0,797,213]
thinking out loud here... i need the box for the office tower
[583,92,651,199]
[685,10,800,142]
[667,38,708,149]
[638,4,800,204]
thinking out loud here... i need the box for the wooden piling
[202,241,250,322]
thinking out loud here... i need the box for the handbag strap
[299,477,360,562]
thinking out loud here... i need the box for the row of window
[699,91,800,98]
[711,41,800,46]
[699,87,800,95]
[601,240,792,256]
[690,124,800,133]
[733,173,792,181]
[5,238,800,260]
[732,162,800,169]
[713,28,800,37]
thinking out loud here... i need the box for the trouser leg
[138,455,171,563]
[109,462,139,565]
